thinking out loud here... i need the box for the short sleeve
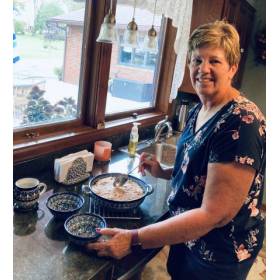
[208,113,265,171]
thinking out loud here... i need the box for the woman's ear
[229,64,238,80]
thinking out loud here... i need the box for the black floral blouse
[168,95,266,264]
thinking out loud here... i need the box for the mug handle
[82,184,91,195]
[146,184,154,196]
[38,183,47,196]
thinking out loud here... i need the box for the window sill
[13,112,166,164]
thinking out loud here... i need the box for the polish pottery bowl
[46,192,84,220]
[64,213,106,245]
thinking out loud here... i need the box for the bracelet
[130,229,142,247]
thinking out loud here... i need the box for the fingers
[97,250,110,257]
[97,227,119,236]
[86,239,107,251]
[139,153,155,175]
[87,242,110,258]
[86,227,120,251]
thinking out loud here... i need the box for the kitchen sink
[119,133,180,168]
[137,142,177,168]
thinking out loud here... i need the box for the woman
[87,21,265,280]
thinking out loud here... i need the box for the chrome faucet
[154,115,173,143]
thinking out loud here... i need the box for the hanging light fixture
[96,0,118,44]
[123,0,139,48]
[143,0,158,53]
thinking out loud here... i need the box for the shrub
[34,2,64,34]
[14,20,26,34]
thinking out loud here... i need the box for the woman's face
[189,46,237,97]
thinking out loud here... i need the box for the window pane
[105,2,164,115]
[13,0,86,129]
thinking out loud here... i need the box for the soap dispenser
[128,122,140,157]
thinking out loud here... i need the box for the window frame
[13,0,177,164]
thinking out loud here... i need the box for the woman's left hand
[86,228,133,259]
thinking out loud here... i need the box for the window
[105,2,164,115]
[14,0,175,164]
[118,45,157,69]
[13,0,86,129]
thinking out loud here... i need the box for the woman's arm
[87,162,255,258]
[139,162,255,248]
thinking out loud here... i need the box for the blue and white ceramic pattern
[88,173,154,212]
[14,198,38,210]
[46,192,84,219]
[14,178,47,204]
[64,213,106,245]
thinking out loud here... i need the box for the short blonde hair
[187,21,241,66]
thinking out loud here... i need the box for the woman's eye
[210,60,220,64]
[192,58,201,65]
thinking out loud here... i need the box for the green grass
[16,34,64,59]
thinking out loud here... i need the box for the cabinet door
[222,0,255,88]
[179,0,255,94]
[179,0,225,94]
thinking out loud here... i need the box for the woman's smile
[189,46,237,97]
[196,76,215,84]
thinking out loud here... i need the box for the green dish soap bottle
[128,122,140,157]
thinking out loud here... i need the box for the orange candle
[94,141,112,161]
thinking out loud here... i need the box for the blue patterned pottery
[64,213,106,245]
[46,192,84,219]
[14,178,47,210]
[88,173,153,212]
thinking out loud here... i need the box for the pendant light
[96,0,118,44]
[123,0,139,48]
[143,0,158,53]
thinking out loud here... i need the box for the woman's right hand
[138,152,165,178]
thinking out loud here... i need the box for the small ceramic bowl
[46,192,84,220]
[64,213,106,245]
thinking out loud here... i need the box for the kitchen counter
[13,151,172,280]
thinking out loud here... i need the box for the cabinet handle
[240,48,244,53]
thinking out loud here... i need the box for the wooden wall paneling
[179,0,225,94]
[156,19,178,113]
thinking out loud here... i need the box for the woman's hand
[139,152,172,180]
[86,228,132,259]
[138,152,163,177]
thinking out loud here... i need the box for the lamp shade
[143,25,158,52]
[123,18,139,48]
[96,11,118,43]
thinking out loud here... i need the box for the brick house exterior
[49,7,161,86]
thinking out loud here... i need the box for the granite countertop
[13,151,172,280]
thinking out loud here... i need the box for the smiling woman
[189,47,238,100]
[86,21,266,280]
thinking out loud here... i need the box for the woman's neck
[194,88,239,133]
[199,87,239,112]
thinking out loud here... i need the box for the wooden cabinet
[179,0,255,94]
[222,0,255,88]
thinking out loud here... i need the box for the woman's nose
[198,61,210,73]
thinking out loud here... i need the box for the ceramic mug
[14,178,47,209]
